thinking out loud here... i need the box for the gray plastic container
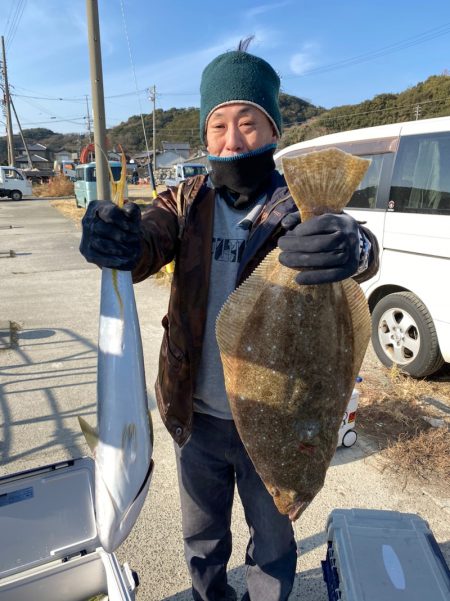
[322,508,450,601]
[0,457,137,601]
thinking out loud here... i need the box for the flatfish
[216,148,371,521]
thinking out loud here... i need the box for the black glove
[80,200,143,271]
[278,212,360,285]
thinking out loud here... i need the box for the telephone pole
[1,36,15,166]
[85,94,92,143]
[414,104,421,121]
[10,96,33,169]
[85,0,109,200]
[149,85,156,172]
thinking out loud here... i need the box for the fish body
[216,148,371,520]
[79,150,153,553]
[80,267,153,552]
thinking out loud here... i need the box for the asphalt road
[1,197,450,600]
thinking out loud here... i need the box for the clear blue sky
[2,0,450,136]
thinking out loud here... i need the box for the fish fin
[122,423,137,460]
[148,410,154,448]
[78,416,99,454]
[216,249,280,357]
[342,278,371,381]
[216,249,282,389]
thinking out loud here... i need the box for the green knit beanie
[200,51,282,144]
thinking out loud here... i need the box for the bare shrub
[34,175,74,198]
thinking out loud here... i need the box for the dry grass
[357,364,450,489]
[50,198,85,227]
[34,175,74,198]
[384,428,450,485]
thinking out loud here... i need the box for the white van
[0,166,33,200]
[275,116,450,377]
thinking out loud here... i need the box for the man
[80,45,378,601]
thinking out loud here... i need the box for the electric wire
[5,0,26,51]
[283,22,450,79]
[119,0,153,177]
[3,1,16,40]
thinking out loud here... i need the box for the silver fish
[79,152,153,553]
[80,267,153,552]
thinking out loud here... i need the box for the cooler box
[0,457,137,601]
[322,508,450,601]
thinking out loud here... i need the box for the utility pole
[85,94,92,143]
[414,104,421,121]
[10,96,33,169]
[85,0,109,200]
[1,36,15,166]
[149,85,156,172]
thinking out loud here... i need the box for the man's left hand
[278,212,360,285]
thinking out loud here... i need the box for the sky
[2,0,450,137]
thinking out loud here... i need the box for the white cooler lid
[0,457,99,578]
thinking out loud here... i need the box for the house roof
[162,142,190,151]
[16,142,47,151]
[16,153,50,163]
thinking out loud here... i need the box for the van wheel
[11,190,22,201]
[371,292,444,378]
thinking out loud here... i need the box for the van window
[183,165,206,177]
[4,168,24,180]
[389,133,450,214]
[347,154,385,209]
[91,166,122,181]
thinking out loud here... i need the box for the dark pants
[174,412,297,601]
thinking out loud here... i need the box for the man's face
[206,104,277,157]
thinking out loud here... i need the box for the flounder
[216,148,371,521]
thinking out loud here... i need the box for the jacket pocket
[157,315,190,417]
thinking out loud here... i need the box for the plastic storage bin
[0,457,137,601]
[322,508,450,601]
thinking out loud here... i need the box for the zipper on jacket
[248,191,293,241]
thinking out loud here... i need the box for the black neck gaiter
[208,143,277,208]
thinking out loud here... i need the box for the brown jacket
[132,172,379,446]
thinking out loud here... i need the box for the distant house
[183,151,208,168]
[53,149,73,163]
[131,142,194,172]
[15,142,53,171]
[161,142,190,160]
[16,142,52,160]
[131,150,156,167]
[15,152,52,171]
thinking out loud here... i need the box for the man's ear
[271,125,278,144]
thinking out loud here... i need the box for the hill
[1,75,449,163]
[279,74,450,148]
[0,93,323,164]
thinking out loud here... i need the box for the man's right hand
[79,200,143,271]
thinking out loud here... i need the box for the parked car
[0,166,33,200]
[275,116,450,377]
[164,163,207,187]
[74,161,126,209]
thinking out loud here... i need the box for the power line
[284,22,450,79]
[5,0,26,51]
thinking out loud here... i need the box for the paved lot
[1,197,450,600]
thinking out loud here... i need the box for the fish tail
[78,416,99,454]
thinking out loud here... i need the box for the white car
[0,166,33,200]
[275,116,450,378]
